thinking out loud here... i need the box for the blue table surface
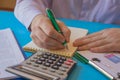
[0,11,120,80]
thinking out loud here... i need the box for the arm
[14,0,71,50]
[14,0,52,29]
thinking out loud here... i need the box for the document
[0,28,25,79]
[78,50,120,80]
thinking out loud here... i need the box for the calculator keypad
[22,51,76,79]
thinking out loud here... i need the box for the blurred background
[0,0,16,11]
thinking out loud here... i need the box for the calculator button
[64,61,71,65]
[47,60,53,64]
[52,54,59,58]
[50,57,56,61]
[45,52,51,56]
[42,54,48,58]
[30,59,35,62]
[62,65,69,68]
[36,60,42,64]
[60,57,66,61]
[26,62,31,65]
[44,62,50,67]
[39,57,45,61]
[58,59,64,63]
[37,54,41,57]
[56,62,62,66]
[33,56,39,59]
[52,65,59,70]
[67,59,73,63]
[59,67,66,72]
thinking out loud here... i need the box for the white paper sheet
[0,28,25,79]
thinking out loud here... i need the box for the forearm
[14,0,52,29]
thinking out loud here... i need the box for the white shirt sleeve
[14,0,52,29]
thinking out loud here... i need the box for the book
[78,50,120,80]
[0,28,25,79]
[23,27,88,57]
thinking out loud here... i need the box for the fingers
[57,20,71,42]
[77,39,109,50]
[30,14,70,50]
[32,36,63,50]
[73,31,104,46]
[40,19,65,43]
[74,28,120,53]
[30,27,64,49]
[90,43,114,53]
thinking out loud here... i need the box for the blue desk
[0,11,120,80]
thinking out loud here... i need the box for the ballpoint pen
[46,8,68,49]
[46,8,113,80]
[73,52,113,80]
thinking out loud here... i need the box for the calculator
[6,51,76,80]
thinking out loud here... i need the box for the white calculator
[6,51,76,80]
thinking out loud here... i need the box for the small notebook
[78,50,120,80]
[23,27,88,57]
[0,28,25,79]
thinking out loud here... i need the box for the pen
[46,8,68,49]
[74,52,113,80]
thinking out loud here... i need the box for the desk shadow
[67,64,82,80]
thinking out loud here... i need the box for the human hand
[30,14,71,49]
[73,28,120,53]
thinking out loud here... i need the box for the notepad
[0,28,25,79]
[23,27,88,57]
